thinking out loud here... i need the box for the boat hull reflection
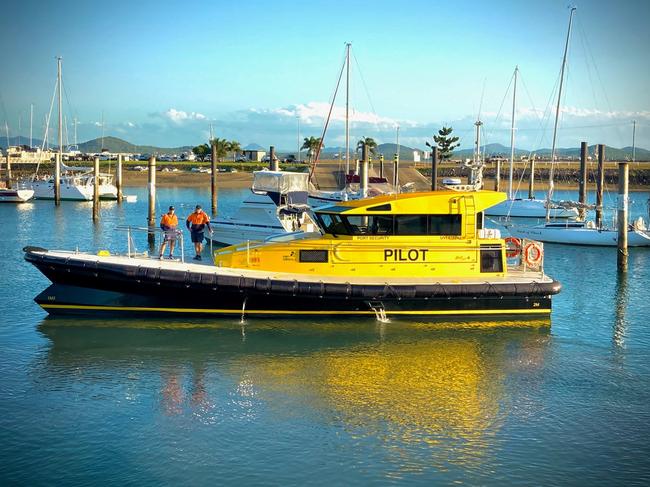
[38,316,551,470]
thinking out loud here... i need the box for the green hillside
[78,136,193,155]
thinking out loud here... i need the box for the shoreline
[119,171,649,191]
[6,164,649,191]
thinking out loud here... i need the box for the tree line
[192,138,242,162]
[193,126,460,163]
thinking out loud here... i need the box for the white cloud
[160,108,207,123]
[257,102,410,128]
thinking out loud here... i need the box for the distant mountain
[77,136,192,155]
[453,143,650,161]
[318,143,420,161]
[3,135,647,161]
[243,143,265,151]
[0,136,45,150]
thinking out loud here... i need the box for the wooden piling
[211,141,217,216]
[5,154,11,189]
[494,159,501,192]
[360,142,369,198]
[93,157,100,222]
[393,153,399,189]
[578,141,588,219]
[379,154,384,179]
[527,156,535,199]
[54,152,61,205]
[148,156,156,250]
[116,154,123,204]
[596,144,605,228]
[270,146,278,171]
[431,147,438,191]
[617,162,629,272]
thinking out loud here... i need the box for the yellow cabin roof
[316,190,507,215]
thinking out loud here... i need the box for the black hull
[25,249,560,319]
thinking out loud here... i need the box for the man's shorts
[190,231,204,243]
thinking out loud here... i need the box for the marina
[1,186,650,484]
[2,0,650,484]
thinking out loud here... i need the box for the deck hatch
[299,249,329,263]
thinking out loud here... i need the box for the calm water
[1,188,650,485]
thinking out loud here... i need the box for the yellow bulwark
[214,190,508,279]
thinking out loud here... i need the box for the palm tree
[228,140,241,162]
[209,138,230,162]
[301,136,322,163]
[357,136,378,156]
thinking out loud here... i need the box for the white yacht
[207,170,317,247]
[0,188,35,203]
[510,218,650,247]
[487,198,579,218]
[30,172,117,201]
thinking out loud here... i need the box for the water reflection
[36,317,551,473]
[613,271,630,350]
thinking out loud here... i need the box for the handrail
[115,225,185,263]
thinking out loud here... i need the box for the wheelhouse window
[315,213,348,235]
[316,213,463,236]
[428,214,462,235]
[394,215,428,235]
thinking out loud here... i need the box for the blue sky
[1,0,649,151]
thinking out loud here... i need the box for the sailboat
[509,7,650,247]
[485,66,577,219]
[308,43,395,205]
[28,58,118,201]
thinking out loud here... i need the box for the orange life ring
[523,242,543,267]
[504,236,522,258]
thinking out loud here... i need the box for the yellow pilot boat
[25,190,560,319]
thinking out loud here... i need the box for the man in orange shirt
[186,205,212,260]
[159,206,179,259]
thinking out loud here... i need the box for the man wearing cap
[159,206,179,259]
[186,205,212,260]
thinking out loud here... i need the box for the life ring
[523,242,543,267]
[504,237,522,258]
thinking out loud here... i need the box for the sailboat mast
[632,120,636,163]
[396,125,400,160]
[74,117,78,146]
[508,66,518,199]
[546,7,576,221]
[101,111,105,151]
[30,103,33,149]
[345,42,351,178]
[57,57,63,159]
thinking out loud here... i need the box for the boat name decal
[383,249,429,262]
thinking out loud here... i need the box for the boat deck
[35,249,553,286]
